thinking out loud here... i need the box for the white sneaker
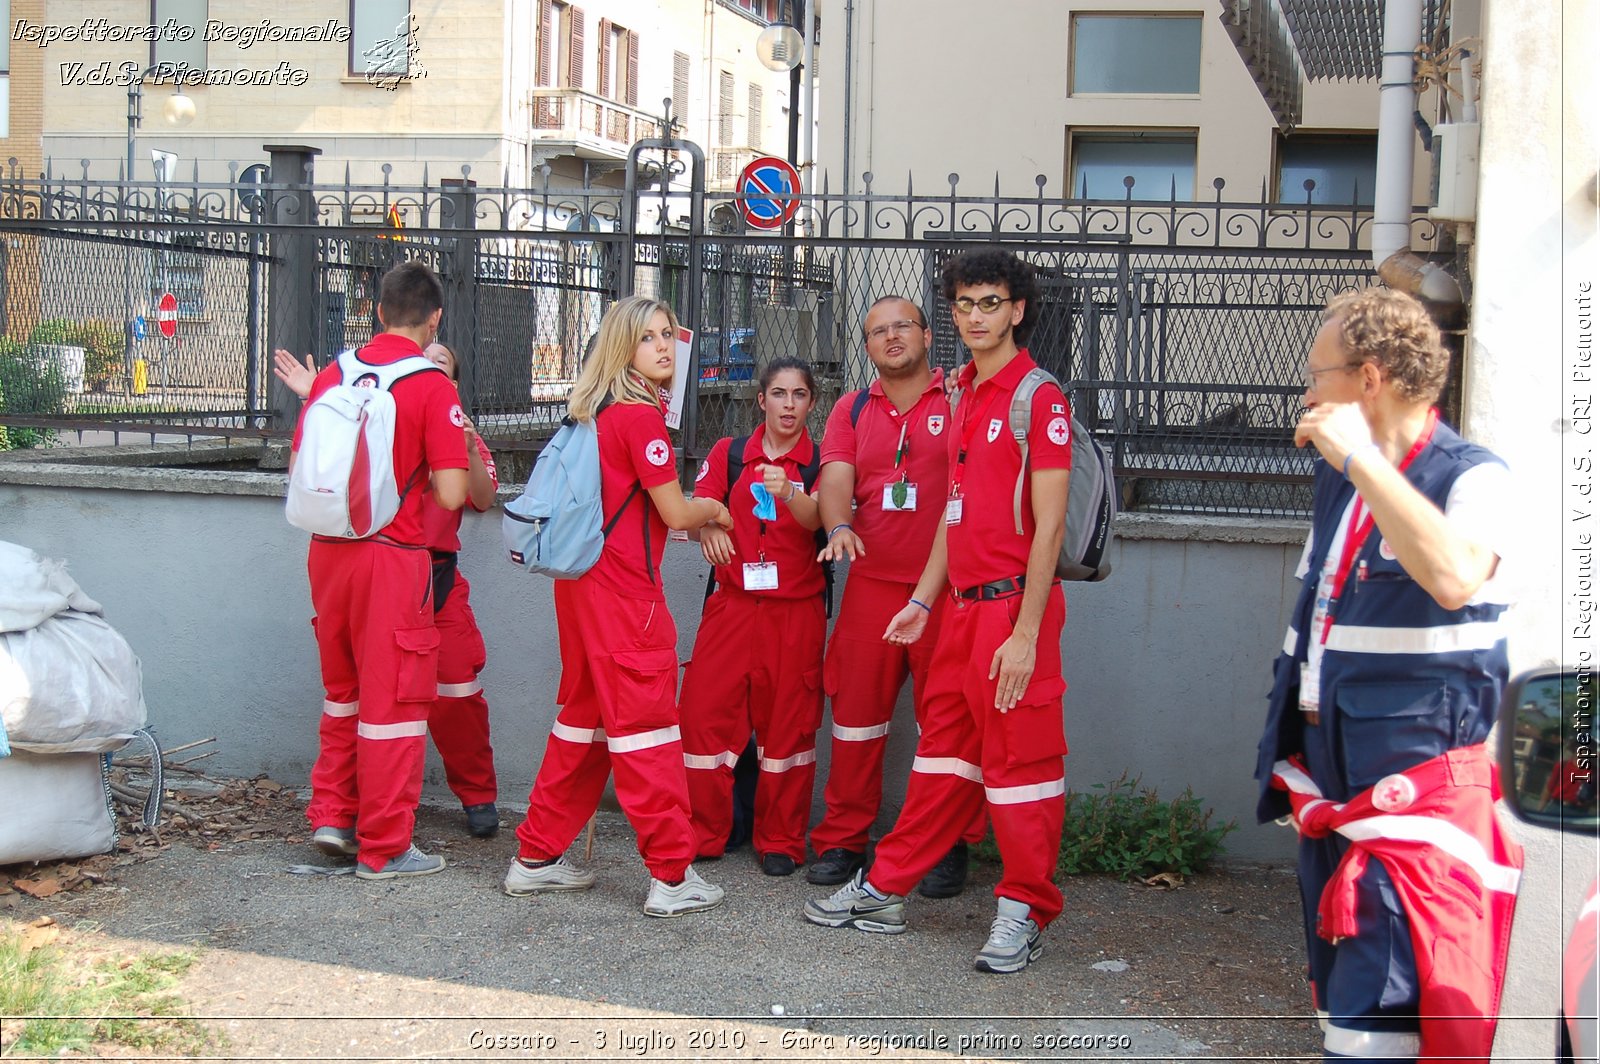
[974,896,1043,973]
[643,866,724,918]
[503,855,597,896]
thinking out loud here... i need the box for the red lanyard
[951,382,1002,497]
[1319,409,1438,643]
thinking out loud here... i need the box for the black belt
[954,576,1026,601]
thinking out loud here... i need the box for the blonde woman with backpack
[503,296,734,917]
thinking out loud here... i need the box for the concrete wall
[0,452,1305,864]
[1465,2,1597,1061]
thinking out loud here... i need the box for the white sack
[1,611,147,754]
[0,750,116,864]
[0,540,102,633]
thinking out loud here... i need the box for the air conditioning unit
[1430,122,1480,223]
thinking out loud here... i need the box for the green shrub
[977,771,1235,880]
[1058,773,1234,879]
[26,318,75,347]
[0,339,66,449]
[69,320,124,391]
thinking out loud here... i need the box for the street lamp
[126,71,196,181]
[122,69,196,386]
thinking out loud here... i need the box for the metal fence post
[264,144,321,429]
[440,178,478,411]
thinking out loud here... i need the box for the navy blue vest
[1255,421,1510,821]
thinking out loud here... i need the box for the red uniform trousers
[514,578,696,882]
[427,571,496,806]
[305,538,440,871]
[868,587,1069,926]
[679,589,825,862]
[811,574,987,854]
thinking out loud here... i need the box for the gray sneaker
[311,825,357,858]
[354,845,446,881]
[643,866,724,918]
[503,855,597,896]
[974,897,1043,973]
[803,870,907,934]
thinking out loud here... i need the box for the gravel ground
[4,783,1321,1063]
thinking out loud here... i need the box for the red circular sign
[157,293,178,338]
[735,156,801,231]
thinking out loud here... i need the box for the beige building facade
[815,0,1436,208]
[30,0,797,190]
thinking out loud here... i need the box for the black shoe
[760,852,797,877]
[806,847,865,885]
[463,803,500,838]
[918,841,969,899]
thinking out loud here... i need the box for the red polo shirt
[421,433,497,552]
[291,332,468,546]
[819,369,951,584]
[693,425,825,600]
[946,349,1072,589]
[586,399,677,601]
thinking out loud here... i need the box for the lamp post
[122,70,196,385]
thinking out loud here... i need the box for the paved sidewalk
[18,801,1320,1062]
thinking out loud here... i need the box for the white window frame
[1069,13,1203,97]
[1068,130,1199,200]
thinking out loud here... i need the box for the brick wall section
[1,0,44,338]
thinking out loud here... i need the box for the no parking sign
[735,156,801,231]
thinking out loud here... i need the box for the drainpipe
[841,0,854,196]
[1372,0,1462,304]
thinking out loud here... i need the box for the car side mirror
[1498,667,1600,835]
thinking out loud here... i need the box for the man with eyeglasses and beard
[804,250,1074,976]
[1257,287,1522,1062]
[806,295,985,900]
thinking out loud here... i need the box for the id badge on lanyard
[945,494,964,525]
[884,481,918,511]
[742,561,779,591]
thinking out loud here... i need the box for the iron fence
[0,150,1450,516]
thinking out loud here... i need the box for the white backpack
[286,349,442,538]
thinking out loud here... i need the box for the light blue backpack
[502,401,645,579]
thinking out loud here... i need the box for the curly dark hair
[1323,288,1449,403]
[939,249,1039,346]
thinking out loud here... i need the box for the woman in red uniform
[503,296,735,918]
[679,357,826,876]
[272,342,501,839]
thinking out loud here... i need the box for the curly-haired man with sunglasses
[803,249,1074,975]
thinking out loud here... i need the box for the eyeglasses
[1301,363,1364,389]
[950,295,1012,315]
[865,319,921,342]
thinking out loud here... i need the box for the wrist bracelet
[1342,443,1380,478]
[909,597,931,613]
[830,523,853,538]
[782,482,798,502]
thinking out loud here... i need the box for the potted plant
[27,318,86,396]
[70,320,124,393]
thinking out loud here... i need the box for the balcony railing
[529,88,658,158]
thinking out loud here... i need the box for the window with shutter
[747,84,762,150]
[624,30,639,107]
[566,7,585,89]
[597,18,612,98]
[672,52,690,127]
[718,70,734,147]
[536,0,554,86]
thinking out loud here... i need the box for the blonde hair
[568,297,679,422]
[1323,288,1449,404]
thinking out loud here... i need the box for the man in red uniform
[804,249,1073,975]
[294,261,470,880]
[807,296,982,897]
